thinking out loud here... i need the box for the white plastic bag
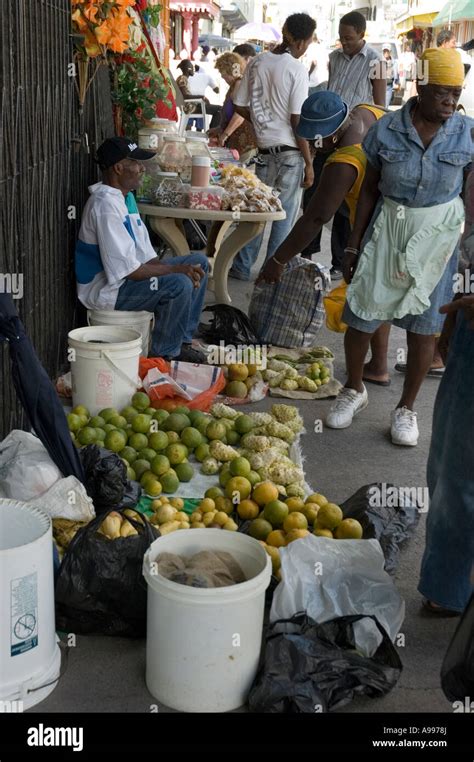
[0,430,62,501]
[271,536,405,656]
[28,476,95,522]
[143,361,221,402]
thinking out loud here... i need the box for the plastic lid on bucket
[0,500,51,551]
[68,326,142,349]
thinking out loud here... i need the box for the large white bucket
[0,500,61,710]
[68,326,142,415]
[143,529,272,712]
[87,309,154,357]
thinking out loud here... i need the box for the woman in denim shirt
[325,48,473,447]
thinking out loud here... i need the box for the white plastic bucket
[68,326,142,415]
[0,500,61,710]
[87,309,154,357]
[143,529,272,712]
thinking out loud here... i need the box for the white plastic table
[138,203,286,304]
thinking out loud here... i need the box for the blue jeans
[115,253,208,357]
[386,85,393,108]
[418,312,474,611]
[232,151,304,278]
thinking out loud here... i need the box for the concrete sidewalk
[32,227,458,714]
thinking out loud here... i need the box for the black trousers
[301,151,352,269]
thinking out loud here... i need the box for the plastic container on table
[187,186,224,211]
[186,134,212,160]
[153,172,190,208]
[191,156,211,187]
[157,136,192,183]
[136,160,171,202]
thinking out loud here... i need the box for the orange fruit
[265,545,281,571]
[283,512,308,532]
[228,363,248,381]
[237,499,260,520]
[334,518,363,539]
[285,497,306,512]
[214,496,233,515]
[199,498,216,513]
[225,476,252,502]
[266,529,287,548]
[313,528,333,539]
[286,528,311,543]
[302,504,320,524]
[316,503,343,530]
[305,493,328,508]
[252,481,279,506]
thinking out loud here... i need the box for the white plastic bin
[0,500,61,709]
[143,529,272,712]
[87,309,154,357]
[68,326,142,415]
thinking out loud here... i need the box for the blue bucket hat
[297,91,349,140]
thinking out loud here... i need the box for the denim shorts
[343,249,459,335]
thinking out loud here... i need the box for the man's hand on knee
[173,263,206,288]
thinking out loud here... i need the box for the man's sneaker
[325,385,368,429]
[391,406,419,446]
[168,345,207,364]
[330,267,343,280]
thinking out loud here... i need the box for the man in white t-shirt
[75,137,208,362]
[305,36,329,93]
[188,66,219,98]
[231,12,316,280]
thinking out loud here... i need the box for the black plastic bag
[198,305,259,345]
[340,483,420,574]
[80,445,140,515]
[55,510,159,637]
[248,613,402,713]
[441,594,474,702]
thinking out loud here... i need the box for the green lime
[131,392,151,411]
[104,430,127,453]
[180,427,203,450]
[175,462,194,482]
[119,446,138,464]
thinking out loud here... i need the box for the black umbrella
[0,294,85,482]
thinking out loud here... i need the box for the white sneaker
[391,406,419,446]
[325,385,368,429]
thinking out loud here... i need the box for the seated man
[75,137,208,362]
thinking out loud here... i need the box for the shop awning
[433,0,473,25]
[395,12,443,34]
[220,1,248,29]
[170,0,220,18]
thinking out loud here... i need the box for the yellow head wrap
[418,48,465,87]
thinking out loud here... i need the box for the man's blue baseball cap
[296,91,349,140]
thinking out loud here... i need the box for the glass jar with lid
[157,136,192,183]
[153,172,189,208]
[136,159,166,202]
[186,134,212,161]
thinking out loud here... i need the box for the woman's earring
[332,135,338,144]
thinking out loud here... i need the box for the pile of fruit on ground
[221,361,263,399]
[64,393,363,565]
[67,394,308,499]
[262,357,332,393]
